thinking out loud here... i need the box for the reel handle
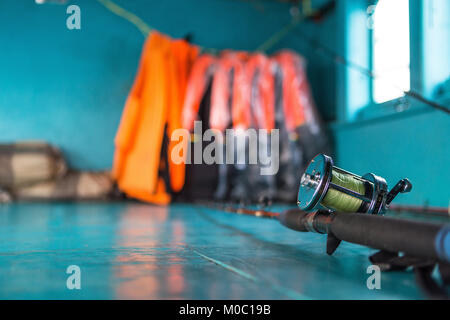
[386,178,412,205]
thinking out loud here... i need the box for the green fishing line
[321,171,366,212]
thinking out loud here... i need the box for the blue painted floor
[0,202,437,299]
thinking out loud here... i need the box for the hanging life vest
[113,32,198,204]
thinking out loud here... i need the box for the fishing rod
[201,154,450,298]
[204,202,450,299]
[204,202,450,266]
[277,209,450,299]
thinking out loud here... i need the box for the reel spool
[297,154,412,214]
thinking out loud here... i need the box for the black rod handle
[278,209,450,263]
[330,212,450,263]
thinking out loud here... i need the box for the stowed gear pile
[179,50,330,203]
[112,32,330,205]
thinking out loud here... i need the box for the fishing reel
[297,154,412,214]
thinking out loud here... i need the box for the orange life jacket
[231,56,251,131]
[210,52,248,132]
[245,54,275,131]
[181,54,216,131]
[273,50,310,132]
[113,32,198,204]
[167,40,199,192]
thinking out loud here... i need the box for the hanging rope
[256,19,301,52]
[96,0,152,36]
[96,0,314,53]
[96,0,449,114]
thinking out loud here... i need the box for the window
[371,0,410,104]
[337,0,448,122]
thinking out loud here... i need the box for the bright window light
[372,0,410,104]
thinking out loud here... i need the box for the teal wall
[0,0,335,169]
[0,0,299,169]
[0,0,448,206]
[332,107,450,207]
[330,0,450,207]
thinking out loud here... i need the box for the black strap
[370,250,450,299]
[415,264,450,300]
